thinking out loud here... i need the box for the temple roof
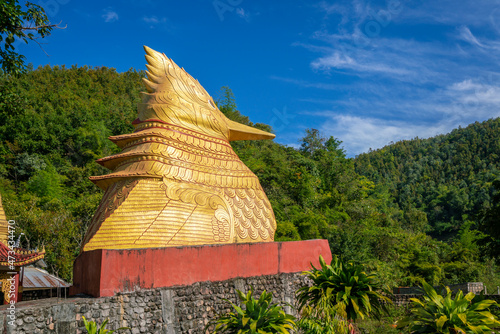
[0,193,45,267]
[0,193,8,245]
[0,242,45,267]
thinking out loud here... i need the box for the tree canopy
[0,65,498,291]
[0,0,62,75]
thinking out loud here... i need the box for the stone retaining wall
[0,273,307,334]
[393,282,486,295]
[391,294,420,307]
[391,293,500,306]
[3,274,499,334]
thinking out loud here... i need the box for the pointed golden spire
[138,45,275,141]
[0,193,9,245]
[82,46,277,251]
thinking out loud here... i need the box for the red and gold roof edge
[0,253,45,267]
[0,243,45,267]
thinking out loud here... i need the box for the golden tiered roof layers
[81,46,277,251]
[0,194,45,267]
[0,193,7,245]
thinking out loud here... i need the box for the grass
[356,303,410,334]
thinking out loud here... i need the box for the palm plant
[206,287,296,334]
[82,317,129,334]
[397,280,500,333]
[297,255,391,324]
[296,301,351,334]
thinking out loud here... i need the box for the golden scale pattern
[81,46,277,251]
[0,194,7,245]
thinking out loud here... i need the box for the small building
[21,266,70,301]
[0,193,46,304]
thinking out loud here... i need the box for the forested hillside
[0,66,498,291]
[354,121,500,238]
[0,65,144,280]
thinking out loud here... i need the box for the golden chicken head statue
[81,46,277,251]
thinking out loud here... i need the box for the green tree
[27,163,66,202]
[216,86,251,125]
[2,65,499,290]
[0,0,62,75]
[397,281,500,333]
[82,316,129,334]
[300,128,326,157]
[0,65,143,280]
[207,288,296,334]
[480,179,500,258]
[354,119,500,239]
[297,255,391,325]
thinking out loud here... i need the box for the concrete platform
[70,239,331,297]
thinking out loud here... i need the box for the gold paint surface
[0,194,8,245]
[82,46,277,251]
[0,273,12,303]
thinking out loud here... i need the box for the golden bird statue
[81,46,277,251]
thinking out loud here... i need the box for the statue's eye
[190,84,204,97]
[208,99,215,109]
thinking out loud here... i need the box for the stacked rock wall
[0,273,306,334]
[3,273,499,334]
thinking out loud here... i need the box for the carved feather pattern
[139,46,228,140]
[223,187,276,242]
[82,178,138,248]
[82,46,276,251]
[83,178,235,251]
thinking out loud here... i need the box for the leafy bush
[82,316,129,334]
[297,255,392,324]
[397,280,500,333]
[296,307,351,334]
[206,287,296,334]
[357,303,410,334]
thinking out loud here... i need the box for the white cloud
[455,25,500,53]
[303,27,454,84]
[102,9,118,23]
[448,79,500,106]
[449,79,477,91]
[143,16,161,24]
[270,76,340,90]
[389,0,500,28]
[316,1,344,16]
[142,15,177,32]
[279,0,500,155]
[236,8,248,19]
[143,16,168,29]
[285,74,500,156]
[320,115,449,156]
[305,1,500,83]
[310,50,412,76]
[458,26,484,47]
[490,7,500,34]
[311,52,355,68]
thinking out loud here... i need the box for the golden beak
[227,119,276,141]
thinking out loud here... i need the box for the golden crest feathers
[81,46,277,251]
[138,46,275,141]
[141,45,212,104]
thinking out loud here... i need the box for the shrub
[82,317,129,334]
[297,255,392,324]
[206,287,296,334]
[397,280,500,333]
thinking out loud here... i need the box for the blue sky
[17,0,500,156]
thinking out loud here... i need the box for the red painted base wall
[70,240,331,298]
